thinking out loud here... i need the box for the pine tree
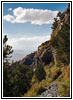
[3,35,13,97]
[51,18,58,30]
[3,35,13,63]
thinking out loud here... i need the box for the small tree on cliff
[51,18,58,30]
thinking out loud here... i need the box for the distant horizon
[3,2,68,62]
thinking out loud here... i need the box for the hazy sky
[3,3,68,62]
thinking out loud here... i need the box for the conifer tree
[3,35,13,63]
[35,64,46,82]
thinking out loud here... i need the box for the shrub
[57,65,70,97]
[61,64,70,80]
[31,75,37,85]
[44,65,52,80]
[53,69,62,81]
[58,78,70,97]
[24,79,50,97]
[51,65,62,81]
[40,79,50,88]
[4,65,33,97]
[24,83,43,97]
[35,64,46,82]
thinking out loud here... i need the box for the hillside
[19,4,70,67]
[3,4,70,97]
[23,4,70,97]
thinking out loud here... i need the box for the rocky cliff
[19,42,55,67]
[23,4,70,97]
[19,4,70,68]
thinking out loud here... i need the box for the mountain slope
[19,4,70,68]
[23,4,70,97]
[3,4,70,97]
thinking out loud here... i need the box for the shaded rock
[19,52,35,66]
[32,46,54,67]
[19,45,55,67]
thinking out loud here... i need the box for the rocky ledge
[38,82,59,97]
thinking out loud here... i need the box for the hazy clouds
[3,7,58,25]
[7,35,50,50]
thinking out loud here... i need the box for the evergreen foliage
[3,35,13,62]
[3,5,70,97]
[3,64,33,97]
[51,19,70,65]
[3,35,13,96]
[51,18,58,30]
[8,65,33,97]
[35,64,46,82]
[3,36,33,97]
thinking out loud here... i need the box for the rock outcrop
[19,45,55,67]
[38,82,59,97]
[32,45,54,67]
[18,5,70,67]
[19,52,35,66]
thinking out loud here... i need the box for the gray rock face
[38,82,59,97]
[19,45,55,67]
[19,52,35,66]
[32,46,54,67]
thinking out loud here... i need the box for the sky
[3,3,68,62]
